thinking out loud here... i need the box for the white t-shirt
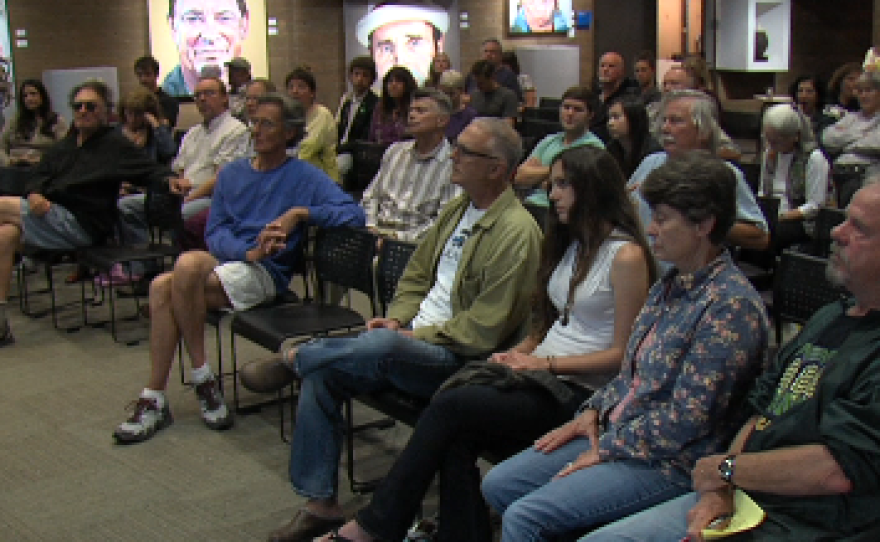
[411,204,486,329]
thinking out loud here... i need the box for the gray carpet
[2,265,419,542]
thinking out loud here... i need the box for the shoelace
[195,380,221,410]
[124,398,158,422]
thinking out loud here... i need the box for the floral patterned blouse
[584,250,770,482]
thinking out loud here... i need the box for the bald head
[598,52,626,88]
[662,65,697,93]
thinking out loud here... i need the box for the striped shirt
[361,138,460,242]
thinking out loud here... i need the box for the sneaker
[194,377,234,430]
[113,397,173,443]
[405,518,437,542]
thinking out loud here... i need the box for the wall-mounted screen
[508,0,571,35]
[148,0,268,97]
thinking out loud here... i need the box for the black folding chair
[345,141,389,195]
[809,207,846,258]
[772,250,846,345]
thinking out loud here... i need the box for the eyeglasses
[452,141,498,161]
[194,89,219,98]
[71,101,99,112]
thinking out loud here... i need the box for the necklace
[560,245,581,326]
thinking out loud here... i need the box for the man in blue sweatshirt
[114,93,366,444]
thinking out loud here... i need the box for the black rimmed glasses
[452,141,498,161]
[71,101,99,112]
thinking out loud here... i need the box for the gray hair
[470,117,522,174]
[658,89,722,154]
[412,87,452,116]
[256,93,306,144]
[438,69,465,90]
[247,78,277,93]
[762,103,817,149]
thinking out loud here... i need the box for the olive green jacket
[387,187,542,358]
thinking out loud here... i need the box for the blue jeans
[482,438,690,542]
[578,492,695,541]
[288,328,460,500]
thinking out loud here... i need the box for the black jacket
[337,90,379,154]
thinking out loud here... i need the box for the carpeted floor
[1,264,420,542]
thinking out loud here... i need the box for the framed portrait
[508,0,572,35]
[147,0,268,97]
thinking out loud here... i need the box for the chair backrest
[539,97,562,109]
[756,196,780,237]
[348,140,389,193]
[519,118,562,141]
[811,206,846,258]
[376,239,417,315]
[313,227,377,309]
[774,250,845,339]
[144,186,184,245]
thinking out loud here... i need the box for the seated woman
[606,96,662,178]
[481,151,769,542]
[368,66,417,145]
[788,74,835,139]
[116,87,176,166]
[760,104,830,251]
[313,146,657,542]
[425,52,451,88]
[286,67,340,183]
[822,71,880,207]
[824,62,862,121]
[0,79,68,167]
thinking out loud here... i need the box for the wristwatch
[718,454,737,485]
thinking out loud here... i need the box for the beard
[825,243,847,287]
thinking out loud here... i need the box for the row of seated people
[3,69,877,541]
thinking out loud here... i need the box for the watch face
[718,456,735,483]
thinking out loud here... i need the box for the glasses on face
[452,141,497,161]
[71,101,99,112]
[251,118,280,130]
[194,89,219,99]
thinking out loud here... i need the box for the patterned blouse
[584,250,769,482]
[368,105,408,146]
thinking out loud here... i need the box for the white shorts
[214,261,277,311]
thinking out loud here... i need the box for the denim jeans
[288,328,461,500]
[482,438,690,542]
[578,492,696,541]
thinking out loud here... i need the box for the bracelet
[547,355,556,374]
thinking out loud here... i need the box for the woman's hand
[534,409,600,453]
[684,489,735,542]
[491,351,551,371]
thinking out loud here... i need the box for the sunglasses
[71,101,99,112]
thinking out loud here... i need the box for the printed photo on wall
[508,0,571,35]
[147,0,268,97]
[344,0,460,89]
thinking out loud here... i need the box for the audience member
[502,50,536,107]
[822,70,880,206]
[224,56,252,119]
[239,118,543,542]
[0,80,174,345]
[118,78,250,264]
[311,146,657,542]
[825,62,862,120]
[361,88,460,242]
[606,95,662,178]
[336,56,379,178]
[760,104,830,251]
[112,93,365,443]
[629,90,769,250]
[0,79,68,167]
[634,50,661,105]
[788,74,833,138]
[286,67,340,183]
[466,38,523,102]
[469,60,519,125]
[134,55,179,127]
[590,51,639,143]
[425,51,451,88]
[482,151,769,541]
[515,86,604,205]
[116,87,177,165]
[241,78,277,126]
[579,179,880,542]
[437,70,477,142]
[369,66,417,145]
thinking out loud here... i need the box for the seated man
[118,77,250,249]
[469,60,519,126]
[629,89,769,251]
[362,88,460,242]
[514,86,604,206]
[590,51,640,143]
[0,80,174,345]
[134,55,180,128]
[237,78,277,126]
[581,180,880,542]
[240,117,543,542]
[112,94,366,443]
[336,56,379,178]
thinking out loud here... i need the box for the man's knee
[172,250,216,280]
[149,273,173,306]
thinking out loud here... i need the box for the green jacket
[387,187,542,359]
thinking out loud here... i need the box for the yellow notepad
[702,489,766,539]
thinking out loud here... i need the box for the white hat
[356,4,449,48]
